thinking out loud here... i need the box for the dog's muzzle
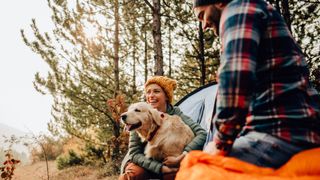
[121,114,142,131]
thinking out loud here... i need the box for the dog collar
[147,125,160,141]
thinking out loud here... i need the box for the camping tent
[175,82,218,146]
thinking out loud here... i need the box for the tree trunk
[281,0,292,33]
[275,0,281,13]
[199,22,205,86]
[152,0,164,76]
[112,0,120,163]
[133,52,137,94]
[144,12,148,82]
[114,0,120,93]
[132,21,137,94]
[168,25,172,78]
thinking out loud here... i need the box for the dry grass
[12,161,119,180]
[51,165,105,180]
[12,161,58,180]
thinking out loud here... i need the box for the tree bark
[144,12,148,82]
[114,0,120,93]
[281,0,292,33]
[112,0,120,164]
[198,22,205,86]
[152,0,164,76]
[168,24,172,77]
[132,21,137,94]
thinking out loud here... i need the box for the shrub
[81,143,106,166]
[56,150,84,170]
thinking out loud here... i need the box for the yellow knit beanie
[144,76,177,104]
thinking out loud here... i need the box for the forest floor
[12,161,118,180]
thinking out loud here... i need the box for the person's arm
[173,107,207,152]
[162,106,206,167]
[128,131,163,174]
[212,1,267,153]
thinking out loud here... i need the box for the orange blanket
[176,148,320,180]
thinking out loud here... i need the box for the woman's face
[145,83,168,112]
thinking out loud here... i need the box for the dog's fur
[121,102,194,161]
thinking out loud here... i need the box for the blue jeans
[228,131,305,168]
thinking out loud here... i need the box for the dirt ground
[13,161,58,180]
[12,161,118,180]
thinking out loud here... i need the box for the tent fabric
[176,82,218,145]
[175,82,217,130]
[176,148,320,180]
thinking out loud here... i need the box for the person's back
[220,0,320,147]
[194,0,320,168]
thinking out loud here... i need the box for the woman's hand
[163,153,185,168]
[161,165,178,174]
[203,142,227,156]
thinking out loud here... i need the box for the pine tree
[21,0,140,172]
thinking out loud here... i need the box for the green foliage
[56,150,84,170]
[21,1,136,170]
[21,0,320,176]
[81,143,106,166]
[175,28,220,100]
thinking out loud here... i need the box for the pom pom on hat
[144,76,177,104]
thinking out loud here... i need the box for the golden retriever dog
[121,102,194,161]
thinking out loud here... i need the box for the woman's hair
[144,76,177,104]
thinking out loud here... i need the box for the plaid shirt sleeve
[213,1,268,152]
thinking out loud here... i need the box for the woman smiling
[119,76,207,180]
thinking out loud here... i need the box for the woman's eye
[134,109,141,112]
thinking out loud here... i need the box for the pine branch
[143,0,155,11]
[300,0,320,3]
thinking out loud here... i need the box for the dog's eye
[134,109,141,112]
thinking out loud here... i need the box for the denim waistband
[244,131,316,150]
[245,131,295,149]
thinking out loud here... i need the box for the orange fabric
[176,148,320,180]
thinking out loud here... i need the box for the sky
[0,0,53,134]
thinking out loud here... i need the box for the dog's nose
[121,114,127,122]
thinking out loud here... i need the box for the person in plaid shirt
[193,0,320,168]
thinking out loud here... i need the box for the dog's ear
[149,108,162,126]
